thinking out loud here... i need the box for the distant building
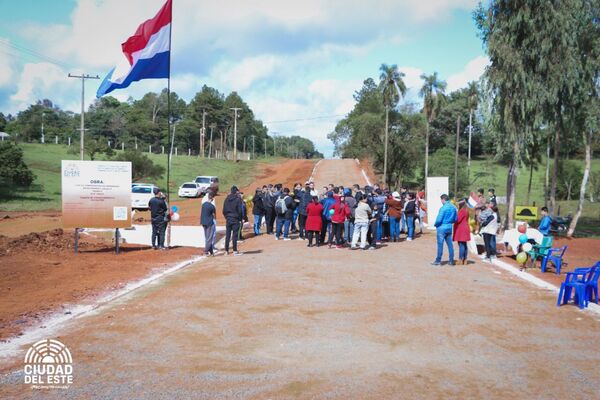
[0,132,10,141]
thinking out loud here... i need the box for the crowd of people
[241,181,427,252]
[160,181,509,264]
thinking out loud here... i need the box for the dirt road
[1,159,599,399]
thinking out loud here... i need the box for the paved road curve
[1,159,599,399]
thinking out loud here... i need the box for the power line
[0,39,75,70]
[264,113,346,124]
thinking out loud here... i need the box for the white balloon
[522,242,533,252]
[171,212,180,221]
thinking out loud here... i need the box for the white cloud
[0,38,16,88]
[446,56,489,91]
[212,55,281,90]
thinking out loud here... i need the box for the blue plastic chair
[583,262,600,306]
[557,265,596,309]
[541,245,567,274]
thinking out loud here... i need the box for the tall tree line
[2,85,322,159]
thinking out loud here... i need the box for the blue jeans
[406,215,414,239]
[400,213,406,232]
[389,216,399,239]
[435,227,454,263]
[458,241,468,260]
[276,218,290,239]
[253,214,263,235]
[376,217,383,242]
[344,220,354,243]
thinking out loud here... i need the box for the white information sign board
[62,160,132,229]
[426,176,449,230]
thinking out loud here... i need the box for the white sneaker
[283,238,291,241]
[233,251,243,256]
[407,238,413,241]
[275,237,280,241]
[479,254,487,259]
[481,258,490,263]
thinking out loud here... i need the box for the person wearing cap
[222,185,244,255]
[385,191,403,242]
[149,187,168,250]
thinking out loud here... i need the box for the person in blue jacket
[538,207,552,236]
[432,194,458,266]
[320,191,336,244]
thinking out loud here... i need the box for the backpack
[275,196,288,215]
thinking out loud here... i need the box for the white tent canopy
[0,132,10,140]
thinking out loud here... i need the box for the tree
[419,72,446,179]
[378,64,406,186]
[428,148,469,196]
[475,3,548,228]
[113,150,165,182]
[0,142,35,187]
[465,81,479,168]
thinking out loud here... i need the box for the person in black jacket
[263,184,276,235]
[222,185,243,255]
[252,187,265,235]
[404,192,417,241]
[148,187,168,250]
[298,184,313,240]
[200,192,217,256]
[275,188,294,240]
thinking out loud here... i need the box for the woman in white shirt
[480,204,499,263]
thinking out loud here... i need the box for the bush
[428,148,469,196]
[113,150,165,182]
[556,160,583,200]
[0,142,35,187]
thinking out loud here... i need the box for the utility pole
[243,136,246,154]
[264,137,267,158]
[200,108,206,158]
[230,108,241,162]
[454,115,461,196]
[208,125,214,159]
[68,73,100,160]
[41,111,45,144]
[252,135,255,160]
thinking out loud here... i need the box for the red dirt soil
[0,159,315,342]
[498,236,600,287]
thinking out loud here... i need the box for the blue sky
[0,0,488,156]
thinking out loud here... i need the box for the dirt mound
[0,228,95,256]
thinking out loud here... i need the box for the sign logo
[24,339,73,389]
[63,163,80,178]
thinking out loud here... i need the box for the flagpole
[166,0,173,203]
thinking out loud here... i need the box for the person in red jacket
[330,195,351,248]
[453,199,471,264]
[305,196,324,247]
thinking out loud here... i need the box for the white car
[194,176,219,195]
[131,184,157,210]
[178,182,202,198]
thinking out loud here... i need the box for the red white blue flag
[467,191,479,208]
[97,0,172,98]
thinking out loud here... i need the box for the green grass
[467,156,600,237]
[0,143,282,212]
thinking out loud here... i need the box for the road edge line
[0,254,206,360]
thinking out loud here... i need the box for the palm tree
[465,81,479,168]
[419,72,447,179]
[378,64,406,186]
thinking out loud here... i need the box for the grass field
[0,143,280,212]
[464,156,600,237]
[2,144,599,236]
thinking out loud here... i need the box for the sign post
[425,177,449,229]
[62,160,132,254]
